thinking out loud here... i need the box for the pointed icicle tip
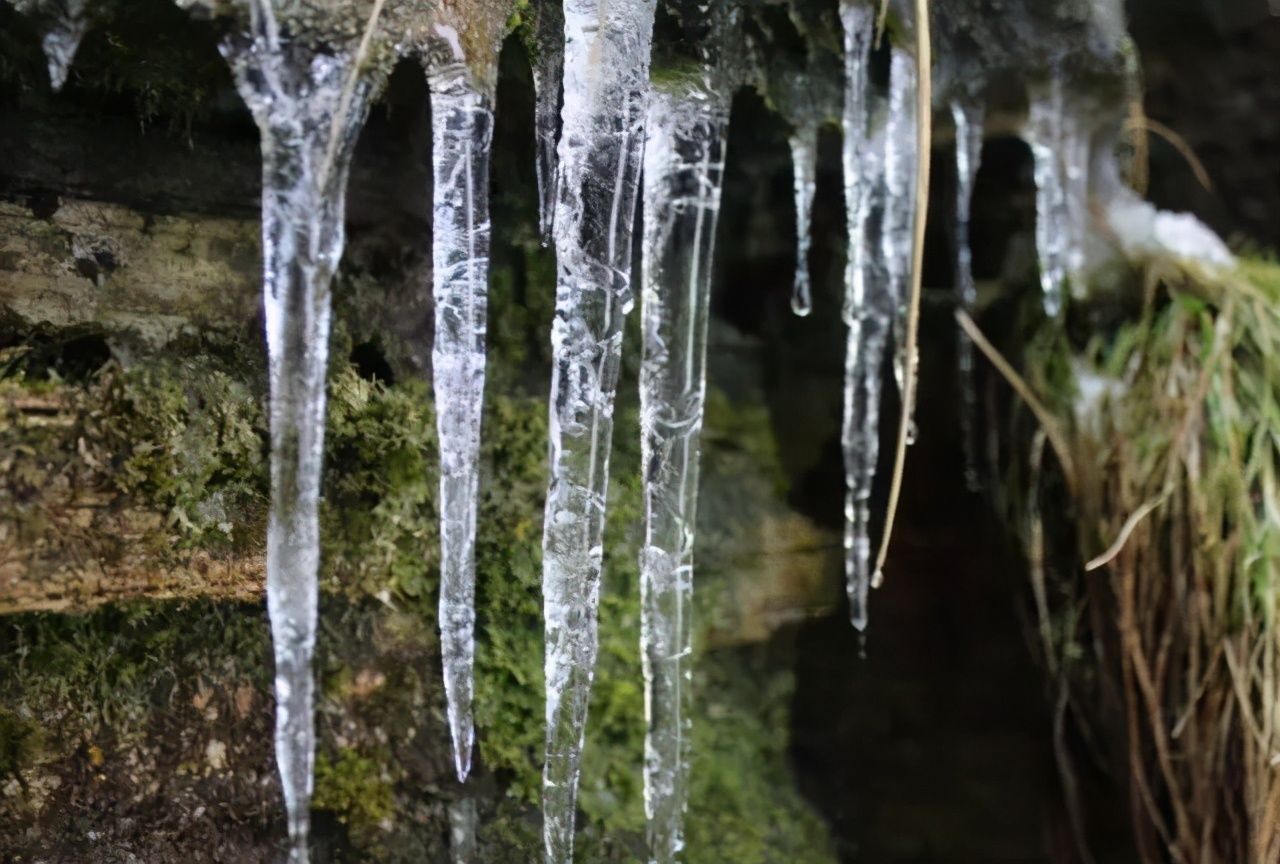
[42,20,87,92]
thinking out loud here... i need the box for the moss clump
[0,709,43,780]
[313,748,397,848]
[1001,251,1280,863]
[322,372,439,602]
[96,356,268,553]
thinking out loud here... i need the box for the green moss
[313,748,397,846]
[0,709,43,779]
[322,371,440,602]
[0,602,270,748]
[96,356,269,553]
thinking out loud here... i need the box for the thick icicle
[1025,72,1091,319]
[883,45,919,402]
[840,1,890,631]
[639,80,728,864]
[425,27,496,785]
[951,98,984,491]
[540,0,658,861]
[6,0,88,91]
[219,5,378,860]
[788,124,819,317]
[532,0,565,245]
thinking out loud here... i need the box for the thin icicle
[1025,71,1091,319]
[532,0,565,245]
[788,124,818,317]
[541,0,658,861]
[639,81,728,864]
[218,3,378,860]
[951,98,984,491]
[426,26,495,785]
[883,45,919,404]
[839,0,889,632]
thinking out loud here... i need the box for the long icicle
[788,122,819,317]
[950,98,984,491]
[639,80,729,864]
[532,0,565,245]
[883,45,919,405]
[839,0,888,631]
[426,26,496,785]
[541,0,659,861]
[873,0,933,581]
[218,2,382,860]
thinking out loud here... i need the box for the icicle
[449,798,478,864]
[1025,71,1091,319]
[883,45,919,404]
[217,4,380,860]
[532,0,565,245]
[39,0,86,91]
[425,26,496,785]
[541,0,658,861]
[951,98,984,491]
[639,80,728,864]
[7,0,88,91]
[839,1,890,632]
[788,124,818,317]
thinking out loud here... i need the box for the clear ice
[219,4,377,860]
[449,797,479,864]
[639,79,729,864]
[951,98,984,490]
[840,0,890,632]
[532,0,565,245]
[883,45,919,402]
[789,124,819,317]
[541,0,658,861]
[426,26,496,785]
[7,0,88,91]
[1025,72,1091,319]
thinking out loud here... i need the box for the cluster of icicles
[13,0,1096,860]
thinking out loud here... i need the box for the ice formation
[217,3,381,860]
[951,98,985,490]
[639,78,729,863]
[1025,72,1091,318]
[425,25,496,784]
[789,123,819,317]
[532,0,565,245]
[5,0,88,90]
[883,45,919,404]
[0,0,1164,852]
[540,0,659,861]
[839,0,890,631]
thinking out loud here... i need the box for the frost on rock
[1025,72,1092,319]
[218,3,379,860]
[7,0,88,91]
[883,44,919,404]
[532,0,565,245]
[951,98,985,491]
[839,0,890,631]
[788,123,819,317]
[425,24,496,785]
[540,0,658,861]
[639,79,729,864]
